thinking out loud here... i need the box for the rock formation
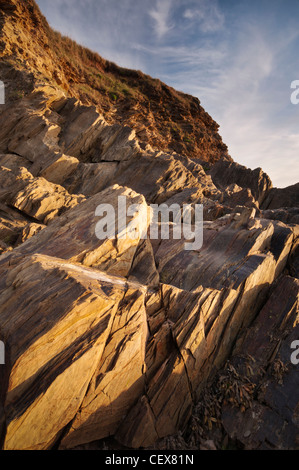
[0,0,230,164]
[0,0,298,451]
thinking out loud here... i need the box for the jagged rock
[0,86,219,210]
[155,215,276,291]
[57,99,106,156]
[261,207,299,225]
[16,222,45,244]
[261,183,299,210]
[0,166,33,202]
[0,239,10,254]
[0,153,31,171]
[0,84,297,450]
[40,154,79,185]
[64,161,118,196]
[288,239,299,279]
[0,165,85,224]
[0,202,29,248]
[11,177,85,224]
[0,0,297,451]
[1,172,295,450]
[0,185,151,278]
[0,0,231,163]
[60,286,148,449]
[200,440,217,451]
[57,102,141,163]
[2,98,61,167]
[0,254,142,450]
[219,184,258,209]
[115,215,297,447]
[114,152,216,205]
[232,207,257,229]
[128,238,160,287]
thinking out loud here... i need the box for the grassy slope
[0,0,230,163]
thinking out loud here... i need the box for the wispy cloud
[183,0,225,33]
[148,0,174,39]
[150,14,299,187]
[134,43,226,69]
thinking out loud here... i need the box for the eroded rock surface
[210,159,273,206]
[0,5,298,450]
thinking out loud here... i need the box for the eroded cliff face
[0,0,298,452]
[0,0,230,163]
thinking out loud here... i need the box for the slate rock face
[0,255,128,450]
[261,183,299,210]
[0,1,298,451]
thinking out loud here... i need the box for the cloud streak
[183,0,225,33]
[149,0,174,39]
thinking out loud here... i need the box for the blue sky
[36,0,299,188]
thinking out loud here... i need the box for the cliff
[0,0,230,163]
[0,0,298,451]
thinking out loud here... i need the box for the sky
[36,0,299,188]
